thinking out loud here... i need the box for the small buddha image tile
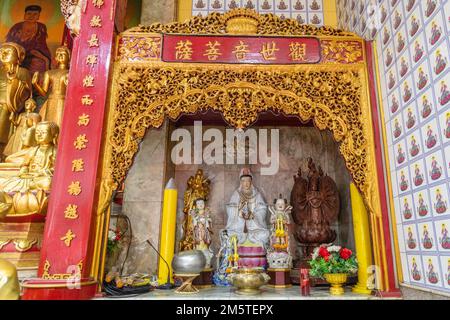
[391,113,404,142]
[225,0,242,10]
[418,88,436,122]
[433,70,450,110]
[394,139,408,168]
[407,254,425,284]
[388,89,401,117]
[413,189,432,220]
[292,12,307,25]
[401,75,415,106]
[397,167,411,195]
[410,158,427,191]
[404,223,419,251]
[423,0,439,23]
[307,0,322,12]
[407,7,423,41]
[243,0,257,10]
[387,66,398,94]
[274,0,289,11]
[413,60,431,95]
[398,50,411,81]
[425,151,446,184]
[434,218,450,252]
[425,12,445,50]
[193,0,208,11]
[403,100,418,131]
[308,12,323,26]
[411,33,427,66]
[407,129,423,160]
[209,0,225,12]
[417,221,437,252]
[259,0,274,12]
[403,0,418,16]
[395,25,408,55]
[421,118,441,153]
[421,255,443,287]
[429,183,449,217]
[291,0,306,11]
[429,41,449,82]
[438,255,450,289]
[400,194,416,222]
[391,6,404,33]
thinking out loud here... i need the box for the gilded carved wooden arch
[102,10,381,220]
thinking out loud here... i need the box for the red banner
[162,34,321,64]
[38,0,116,279]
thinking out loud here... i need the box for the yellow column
[350,183,373,295]
[158,178,178,285]
[178,0,192,22]
[323,0,338,28]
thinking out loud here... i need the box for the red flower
[323,255,330,262]
[340,248,352,260]
[319,246,330,259]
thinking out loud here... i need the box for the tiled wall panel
[338,0,450,295]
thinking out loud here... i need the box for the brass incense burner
[228,268,270,295]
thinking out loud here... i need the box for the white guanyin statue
[224,168,270,268]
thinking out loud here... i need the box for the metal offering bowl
[228,268,270,295]
[171,250,206,275]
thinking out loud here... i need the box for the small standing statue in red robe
[290,158,339,263]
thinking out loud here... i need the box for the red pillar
[365,41,402,297]
[22,0,118,300]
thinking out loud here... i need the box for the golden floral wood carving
[107,63,379,217]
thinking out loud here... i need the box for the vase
[324,273,347,295]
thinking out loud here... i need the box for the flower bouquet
[309,244,358,295]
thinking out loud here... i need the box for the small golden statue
[3,99,41,157]
[32,46,70,128]
[0,42,32,154]
[0,121,59,218]
[0,259,20,300]
[179,169,210,251]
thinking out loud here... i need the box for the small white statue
[267,195,293,269]
[189,198,213,268]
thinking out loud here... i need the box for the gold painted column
[323,0,338,28]
[350,183,373,295]
[158,178,178,285]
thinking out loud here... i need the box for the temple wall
[119,123,172,275]
[171,125,354,264]
[337,0,450,296]
[141,0,177,24]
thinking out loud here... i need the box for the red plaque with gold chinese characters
[162,34,321,64]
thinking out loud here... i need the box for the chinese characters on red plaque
[162,34,321,64]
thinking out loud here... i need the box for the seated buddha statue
[224,168,270,268]
[0,121,58,217]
